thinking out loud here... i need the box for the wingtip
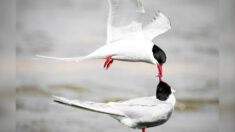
[52,95,71,105]
[153,10,171,27]
[52,95,61,101]
[154,10,166,19]
[136,0,145,14]
[34,54,62,61]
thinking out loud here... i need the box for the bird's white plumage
[35,55,84,62]
[53,96,125,116]
[35,0,171,65]
[143,11,171,40]
[106,0,145,43]
[53,94,176,129]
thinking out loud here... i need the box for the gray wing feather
[106,0,145,43]
[53,96,125,117]
[143,11,171,40]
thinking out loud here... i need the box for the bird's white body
[53,94,176,129]
[86,33,156,64]
[109,95,176,128]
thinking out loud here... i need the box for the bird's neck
[149,54,157,65]
[166,94,176,107]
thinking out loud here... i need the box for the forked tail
[34,55,88,62]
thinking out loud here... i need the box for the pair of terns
[37,0,175,132]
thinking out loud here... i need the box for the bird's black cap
[156,81,171,101]
[152,45,166,65]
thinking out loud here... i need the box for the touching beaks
[157,64,162,75]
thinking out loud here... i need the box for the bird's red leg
[106,59,113,70]
[142,128,145,132]
[104,55,112,68]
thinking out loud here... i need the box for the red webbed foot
[104,55,113,70]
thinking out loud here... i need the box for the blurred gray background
[0,0,15,132]
[16,0,219,132]
[220,0,235,132]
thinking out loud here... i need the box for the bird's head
[156,81,175,101]
[152,45,166,77]
[152,45,166,65]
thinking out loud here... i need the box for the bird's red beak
[157,64,162,81]
[157,64,162,75]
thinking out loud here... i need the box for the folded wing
[106,0,145,44]
[143,11,171,41]
[53,96,125,117]
[110,97,173,120]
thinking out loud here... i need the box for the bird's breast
[111,46,153,63]
[132,111,172,129]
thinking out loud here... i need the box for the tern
[36,0,171,77]
[53,81,176,132]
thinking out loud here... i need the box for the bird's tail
[53,96,125,117]
[34,55,88,62]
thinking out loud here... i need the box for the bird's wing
[110,96,173,119]
[106,0,145,44]
[120,103,172,122]
[143,11,171,41]
[53,96,125,117]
